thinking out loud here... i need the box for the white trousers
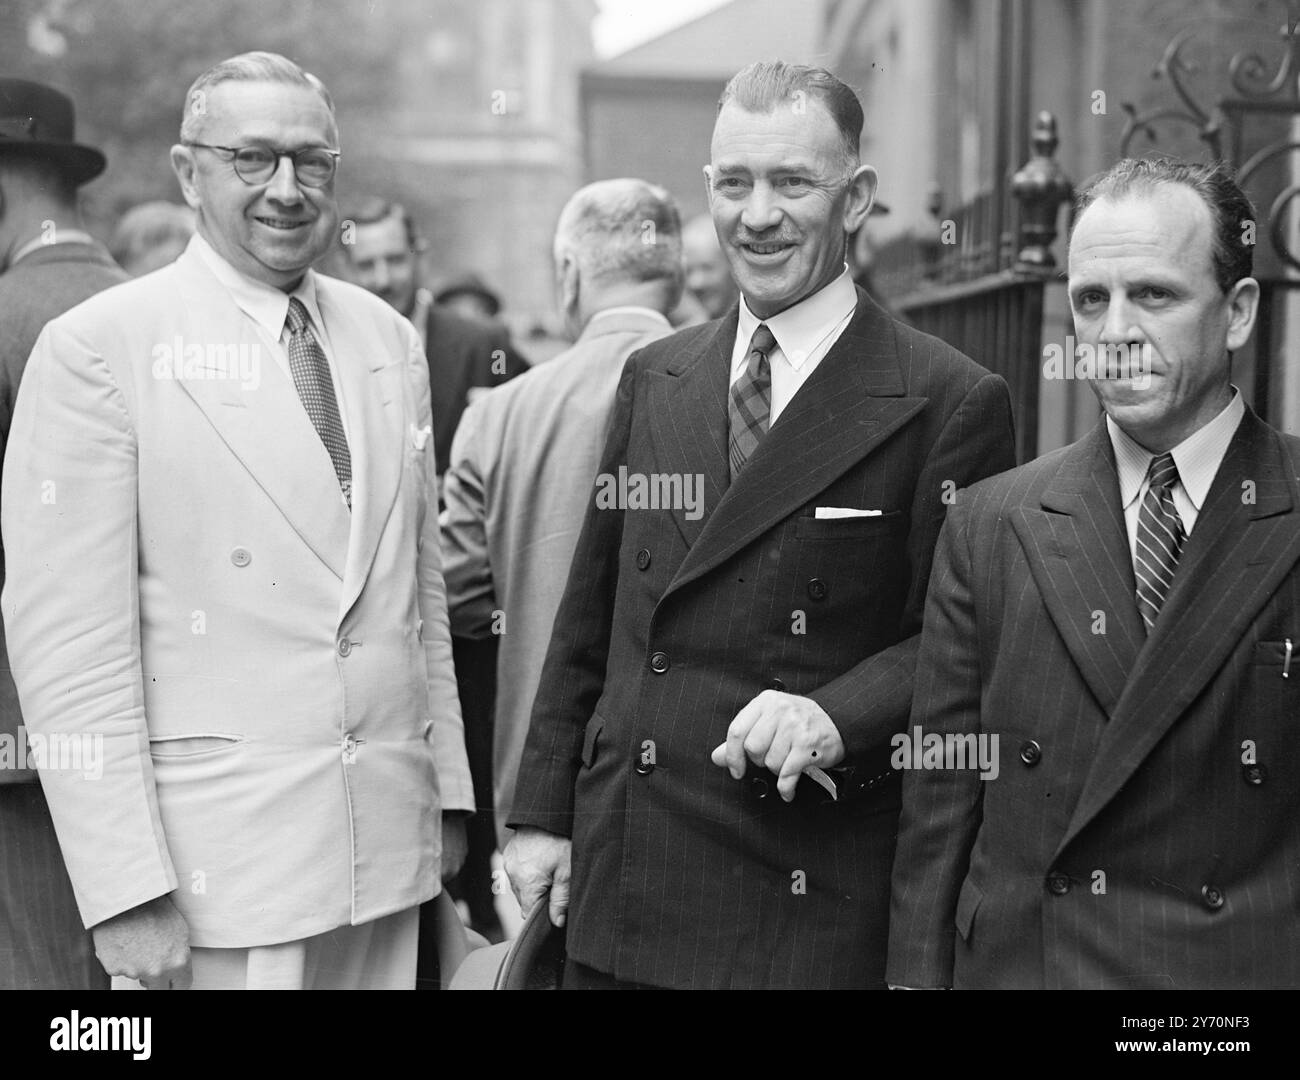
[112,906,420,990]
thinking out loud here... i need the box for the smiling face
[705,99,875,318]
[170,79,339,290]
[347,214,419,317]
[1068,184,1259,453]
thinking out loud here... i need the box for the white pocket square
[410,424,432,451]
[814,507,883,519]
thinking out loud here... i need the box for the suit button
[635,756,654,776]
[230,546,252,567]
[807,578,828,601]
[1019,740,1042,766]
[650,651,669,673]
[1202,884,1225,910]
[636,548,651,570]
[750,776,770,800]
[1046,872,1070,896]
[768,677,786,692]
[1243,763,1267,785]
[338,638,353,657]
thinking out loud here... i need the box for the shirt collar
[9,227,99,267]
[735,264,857,373]
[585,305,672,330]
[1107,388,1245,511]
[189,233,325,339]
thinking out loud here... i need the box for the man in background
[441,177,682,854]
[681,211,738,321]
[0,76,126,991]
[109,200,195,276]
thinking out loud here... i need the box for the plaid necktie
[728,323,776,480]
[285,297,352,509]
[1134,452,1185,633]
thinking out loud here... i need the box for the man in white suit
[0,51,473,990]
[440,179,682,845]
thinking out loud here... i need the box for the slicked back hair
[553,178,683,301]
[717,61,863,169]
[345,196,420,253]
[179,51,336,145]
[1073,157,1255,294]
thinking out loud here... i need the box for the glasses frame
[184,142,341,188]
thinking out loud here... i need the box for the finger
[741,707,779,769]
[710,741,728,768]
[549,867,571,928]
[724,697,763,777]
[776,741,820,802]
[762,724,794,776]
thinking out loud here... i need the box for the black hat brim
[0,139,106,185]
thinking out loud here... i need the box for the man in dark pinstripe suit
[503,61,1016,989]
[888,158,1300,990]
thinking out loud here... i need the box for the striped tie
[1134,452,1185,633]
[728,323,776,480]
[285,297,352,509]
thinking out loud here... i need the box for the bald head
[682,213,738,319]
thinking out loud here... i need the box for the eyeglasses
[185,143,340,188]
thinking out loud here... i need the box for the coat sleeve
[0,320,177,928]
[807,371,1015,757]
[885,491,987,989]
[505,352,638,836]
[438,396,497,639]
[408,329,475,813]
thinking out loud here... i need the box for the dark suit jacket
[0,242,128,783]
[509,288,1016,988]
[887,408,1300,989]
[423,305,528,475]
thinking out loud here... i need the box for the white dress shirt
[1107,388,1245,562]
[730,265,858,425]
[190,234,352,440]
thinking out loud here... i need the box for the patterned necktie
[285,297,352,509]
[728,323,776,480]
[1134,452,1186,633]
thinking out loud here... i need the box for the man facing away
[504,61,1016,989]
[440,177,683,849]
[888,158,1300,989]
[1,52,473,990]
[0,76,128,990]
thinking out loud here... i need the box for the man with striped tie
[504,61,1015,989]
[888,157,1300,989]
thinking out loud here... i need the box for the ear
[841,164,878,235]
[702,164,714,208]
[558,251,580,315]
[170,144,202,211]
[1225,276,1260,352]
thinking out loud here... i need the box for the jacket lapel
[663,290,925,598]
[171,250,350,579]
[1008,423,1145,717]
[322,283,404,621]
[1058,408,1300,853]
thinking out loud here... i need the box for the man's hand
[440,811,469,883]
[711,690,845,801]
[502,826,571,927]
[91,894,191,990]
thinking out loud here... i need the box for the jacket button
[1046,872,1070,896]
[635,755,654,776]
[807,578,828,601]
[338,638,353,657]
[649,651,669,673]
[767,677,786,692]
[1019,740,1042,766]
[750,776,770,800]
[1243,763,1267,785]
[230,546,252,567]
[636,548,651,570]
[1201,884,1225,910]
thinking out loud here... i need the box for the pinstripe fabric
[888,410,1300,989]
[509,288,1017,988]
[1134,453,1185,632]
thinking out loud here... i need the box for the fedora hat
[0,78,105,185]
[449,890,567,990]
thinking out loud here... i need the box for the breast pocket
[793,510,904,541]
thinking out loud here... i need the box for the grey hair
[718,60,863,170]
[553,178,684,296]
[179,51,336,144]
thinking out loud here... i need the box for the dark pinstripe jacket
[888,408,1300,989]
[509,289,1016,988]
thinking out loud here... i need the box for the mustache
[735,234,798,245]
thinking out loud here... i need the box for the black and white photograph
[0,0,1296,1054]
